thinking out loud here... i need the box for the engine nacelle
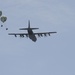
[14,34,17,37]
[20,34,24,37]
[44,34,47,36]
[26,34,28,37]
[38,34,40,37]
[40,34,43,37]
[48,33,50,36]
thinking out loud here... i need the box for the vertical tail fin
[19,20,39,30]
[28,20,30,28]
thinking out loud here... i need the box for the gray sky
[0,0,75,75]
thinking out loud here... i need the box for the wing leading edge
[8,33,28,37]
[34,32,57,37]
[8,32,57,37]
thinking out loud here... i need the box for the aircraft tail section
[28,20,30,28]
[19,28,28,30]
[19,28,39,30]
[30,28,39,30]
[19,20,39,30]
[28,20,39,30]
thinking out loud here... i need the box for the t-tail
[19,20,39,30]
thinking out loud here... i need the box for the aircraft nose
[32,37,37,42]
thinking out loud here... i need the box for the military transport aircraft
[8,20,57,42]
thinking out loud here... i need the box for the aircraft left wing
[33,32,57,37]
[8,33,28,37]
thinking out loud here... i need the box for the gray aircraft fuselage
[28,28,37,42]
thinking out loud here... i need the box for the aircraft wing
[8,33,28,37]
[34,32,57,37]
[8,31,57,37]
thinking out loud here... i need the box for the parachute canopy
[0,11,2,16]
[1,16,7,23]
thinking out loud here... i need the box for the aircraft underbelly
[29,34,37,42]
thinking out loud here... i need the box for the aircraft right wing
[34,32,57,37]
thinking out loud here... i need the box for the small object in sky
[6,28,8,30]
[0,11,2,16]
[1,25,3,27]
[1,16,7,23]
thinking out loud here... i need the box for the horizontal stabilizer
[19,28,39,30]
[31,28,39,30]
[19,28,28,30]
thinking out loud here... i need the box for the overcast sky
[0,0,75,75]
